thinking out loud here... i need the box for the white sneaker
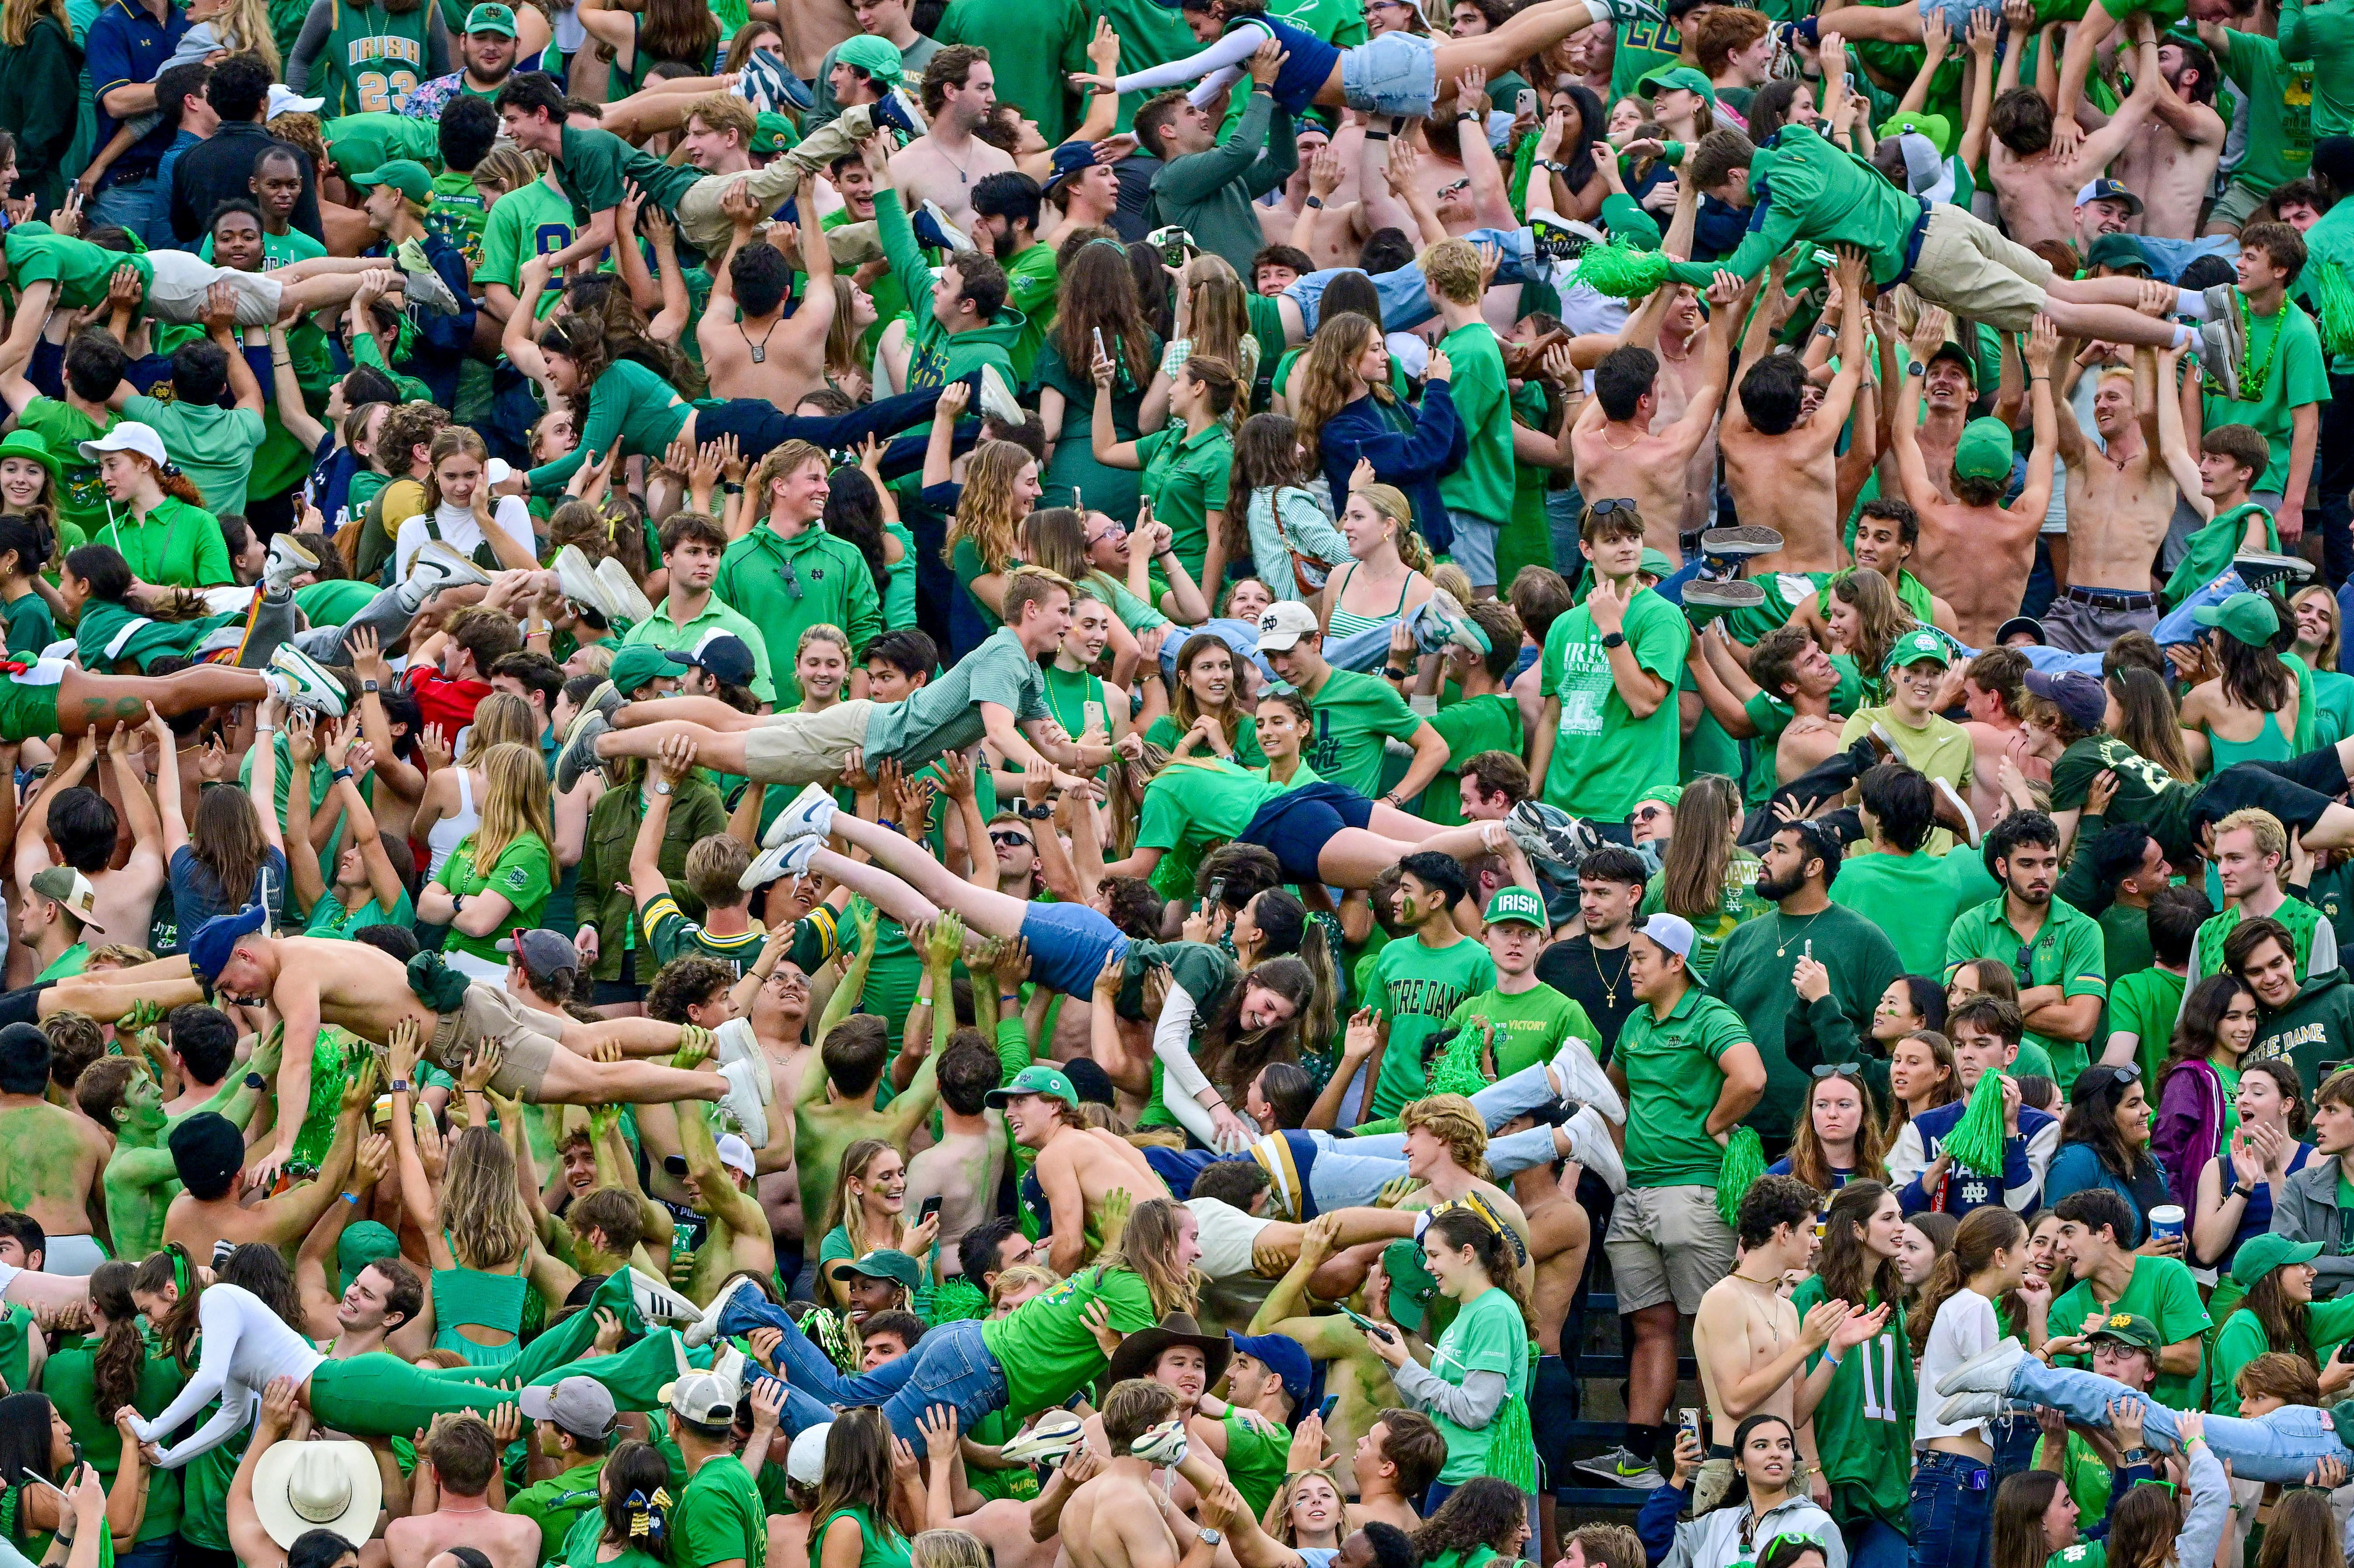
[976,364,1023,427]
[761,782,839,846]
[263,533,317,593]
[684,1270,764,1348]
[999,1410,1087,1464]
[268,644,348,717]
[554,545,609,619]
[718,1057,771,1148]
[1130,1417,1189,1466]
[631,1265,704,1329]
[711,1017,761,1073]
[1934,1336,2026,1397]
[1549,1038,1624,1124]
[414,539,494,591]
[1560,1103,1626,1194]
[740,835,820,889]
[595,557,655,627]
[1938,1391,2010,1426]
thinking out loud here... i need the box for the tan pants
[427,983,560,1098]
[669,104,888,265]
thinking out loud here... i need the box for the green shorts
[2210,178,2275,232]
[1719,571,1828,646]
[0,663,65,742]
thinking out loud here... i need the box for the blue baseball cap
[189,903,268,983]
[1227,1331,1313,1405]
[1043,141,1097,193]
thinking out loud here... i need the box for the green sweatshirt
[2249,964,2354,1099]
[875,189,1027,389]
[1665,124,1927,290]
[1145,84,1300,277]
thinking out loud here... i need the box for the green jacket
[1666,124,1926,289]
[1146,84,1299,276]
[875,189,1026,388]
[571,774,727,985]
[2250,964,2354,1099]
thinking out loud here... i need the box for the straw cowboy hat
[251,1440,383,1548]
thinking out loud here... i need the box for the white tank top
[427,767,481,880]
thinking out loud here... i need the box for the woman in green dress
[1035,241,1167,525]
[808,1409,913,1568]
[393,1120,572,1366]
[560,1441,676,1568]
[942,442,1043,631]
[1143,633,1266,902]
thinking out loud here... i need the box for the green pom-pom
[1429,1027,1490,1100]
[1716,1125,1766,1230]
[1575,241,1675,300]
[1943,1069,2012,1176]
[2311,261,2354,358]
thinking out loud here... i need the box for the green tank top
[1325,560,1412,641]
[2208,705,2294,772]
[884,520,916,628]
[809,1508,913,1568]
[320,0,435,117]
[432,1243,532,1365]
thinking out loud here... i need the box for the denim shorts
[1341,30,1438,117]
[1447,507,1505,587]
[1240,780,1375,883]
[1019,900,1129,998]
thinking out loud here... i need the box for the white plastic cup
[2147,1204,2186,1244]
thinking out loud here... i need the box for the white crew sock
[2175,288,2213,320]
[2174,324,2197,351]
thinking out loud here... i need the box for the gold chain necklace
[1775,908,1827,958]
[1590,940,1630,1008]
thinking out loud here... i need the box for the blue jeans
[115,1538,176,1568]
[719,1295,1011,1441]
[1848,1519,1910,1568]
[1908,1450,1992,1568]
[1283,227,1532,335]
[87,172,161,245]
[2019,567,2247,674]
[2005,1359,2348,1483]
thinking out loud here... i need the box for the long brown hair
[1659,773,1741,923]
[1053,237,1156,392]
[443,1124,533,1269]
[1193,954,1317,1095]
[1915,1206,2024,1349]
[1991,1470,2068,1568]
[1096,1197,1201,1317]
[1292,312,1386,470]
[810,1407,902,1540]
[1424,1204,1535,1335]
[941,441,1034,574]
[131,1244,206,1367]
[1788,1068,1890,1192]
[1817,1181,1904,1313]
[2106,1473,2185,1568]
[465,742,556,877]
[189,784,267,916]
[0,0,67,51]
[1829,569,1909,684]
[625,0,717,73]
[87,1261,146,1424]
[2109,667,2198,783]
[2239,1261,2317,1369]
[2255,1485,2338,1568]
[1169,633,1250,740]
[421,426,492,517]
[818,1138,901,1260]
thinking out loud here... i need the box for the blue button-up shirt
[86,0,191,185]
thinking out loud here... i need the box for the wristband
[723,482,744,493]
[391,1080,411,1095]
[1000,992,1021,1003]
[1366,130,1390,141]
[1821,1349,1842,1368]
[339,1191,360,1206]
[360,679,380,694]
[2232,1182,2255,1198]
[330,767,354,782]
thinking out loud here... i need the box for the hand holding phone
[1316,1394,1339,1421]
[1342,1306,1396,1343]
[919,1194,945,1224]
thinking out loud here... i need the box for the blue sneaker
[735,52,813,113]
[872,86,928,138]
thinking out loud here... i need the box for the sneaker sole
[271,645,348,715]
[1700,525,1784,556]
[1682,579,1766,608]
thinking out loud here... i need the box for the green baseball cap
[1483,886,1548,929]
[2194,590,2281,646]
[1879,109,1952,155]
[2083,1311,2161,1351]
[1637,65,1717,103]
[752,112,799,155]
[337,1220,401,1293]
[984,1062,1080,1111]
[607,643,677,696]
[1885,628,1952,671]
[351,159,433,204]
[1380,1239,1439,1334]
[1638,547,1676,579]
[1635,782,1683,810]
[836,34,904,86]
[2085,234,2154,276]
[463,3,517,34]
[2230,1231,2324,1288]
[1954,416,2016,482]
[824,1248,925,1292]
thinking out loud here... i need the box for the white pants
[144,251,286,327]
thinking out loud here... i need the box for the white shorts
[144,251,287,328]
[40,1234,107,1276]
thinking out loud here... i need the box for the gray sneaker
[2234,550,2314,594]
[555,709,612,792]
[1682,578,1766,609]
[1573,1447,1664,1489]
[1699,524,1783,560]
[2197,316,2242,402]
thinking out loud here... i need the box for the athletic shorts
[2210,178,2272,232]
[1603,1183,1736,1315]
[1908,205,2055,332]
[428,983,561,1098]
[0,659,67,742]
[1446,509,1504,589]
[1019,900,1130,998]
[40,1234,108,1276]
[1239,780,1374,884]
[2186,752,2354,849]
[144,251,286,328]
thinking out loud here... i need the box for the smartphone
[1092,326,1107,364]
[1162,234,1192,267]
[1316,1394,1339,1421]
[1515,89,1537,118]
[1341,1306,1397,1343]
[918,1194,944,1225]
[1207,875,1228,911]
[1679,1408,1701,1449]
[2333,1340,2354,1366]
[671,1221,697,1262]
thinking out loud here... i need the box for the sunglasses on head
[1588,498,1639,518]
[1811,1063,1867,1082]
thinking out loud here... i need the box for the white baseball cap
[79,422,168,468]
[268,85,327,117]
[1633,911,1697,962]
[1256,601,1321,652]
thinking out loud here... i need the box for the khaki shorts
[144,250,287,327]
[1603,1184,1736,1315]
[2209,178,2271,233]
[1909,205,2056,332]
[427,983,560,1099]
[739,699,876,784]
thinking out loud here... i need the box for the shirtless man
[1959,646,2051,829]
[2047,335,2183,651]
[1631,282,1730,540]
[1881,308,1979,508]
[0,1023,108,1271]
[1242,1216,1414,1465]
[1571,278,1737,559]
[1986,24,2163,253]
[771,0,857,83]
[996,1063,1171,1276]
[1892,318,2060,649]
[1786,500,1961,643]
[14,729,166,963]
[890,47,1015,227]
[385,1413,545,1568]
[902,1032,1008,1272]
[671,1114,775,1305]
[2114,36,2227,241]
[78,1050,269,1260]
[1721,248,1870,574]
[159,1073,371,1260]
[790,920,943,1240]
[1060,1380,1218,1568]
[699,175,836,408]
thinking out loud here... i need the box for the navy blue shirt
[86,0,192,186]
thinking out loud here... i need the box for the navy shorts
[1019,901,1130,998]
[1240,781,1375,884]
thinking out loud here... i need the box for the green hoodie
[876,189,1027,389]
[1665,124,1927,290]
[2162,502,2279,609]
[2250,964,2354,1099]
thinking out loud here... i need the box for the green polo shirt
[1943,895,2110,1086]
[1133,421,1232,584]
[712,521,882,708]
[90,496,234,587]
[1617,982,1755,1188]
[511,1458,606,1566]
[622,594,778,705]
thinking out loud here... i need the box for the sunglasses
[1631,804,1670,822]
[2082,1063,2142,1091]
[989,830,1035,850]
[1811,1063,1867,1082]
[1588,498,1640,518]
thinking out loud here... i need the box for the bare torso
[773,0,855,81]
[2064,441,2176,589]
[0,1100,105,1240]
[387,1507,544,1568]
[2118,110,2225,241]
[1692,1272,1802,1446]
[891,135,1018,227]
[1572,422,1695,557]
[1652,335,1719,533]
[1721,422,1844,571]
[1989,146,2094,251]
[1063,1467,1181,1568]
[702,311,829,409]
[905,1121,1005,1269]
[1914,501,2042,648]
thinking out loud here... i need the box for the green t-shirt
[1436,321,1513,526]
[2048,1254,2214,1408]
[551,124,702,227]
[672,1454,767,1568]
[14,398,108,543]
[1371,932,1497,1117]
[1445,981,1599,1079]
[559,1507,666,1568]
[1617,983,1754,1186]
[0,591,55,658]
[2202,296,2331,495]
[1136,758,1288,859]
[1300,667,1424,801]
[3,222,151,311]
[1132,421,1232,584]
[2221,29,2316,193]
[40,1334,186,1544]
[858,626,1050,766]
[1540,586,1690,820]
[478,177,579,311]
[122,394,266,519]
[1142,712,1265,767]
[977,1264,1159,1417]
[511,1458,606,1566]
[1425,1286,1529,1482]
[434,832,555,963]
[1421,692,1522,827]
[321,112,441,176]
[1829,847,1962,977]
[2108,966,2189,1088]
[1789,1277,1913,1530]
[305,885,415,938]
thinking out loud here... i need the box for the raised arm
[2009,318,2060,520]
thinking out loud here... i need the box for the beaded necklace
[2235,290,2286,402]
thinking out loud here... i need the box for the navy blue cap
[189,903,268,983]
[666,633,757,689]
[1044,141,1098,190]
[1228,1331,1313,1405]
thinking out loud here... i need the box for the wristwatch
[1601,630,1627,649]
[1304,195,1325,209]
[360,679,380,695]
[1198,1532,1224,1547]
[653,779,673,796]
[244,1072,267,1091]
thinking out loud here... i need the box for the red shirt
[407,668,492,744]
